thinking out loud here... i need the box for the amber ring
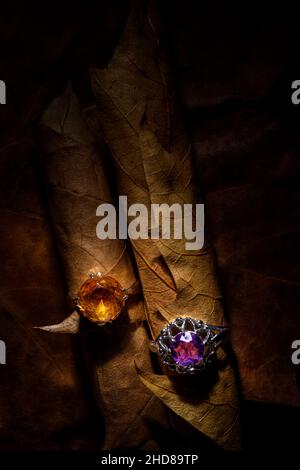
[149,317,227,374]
[74,271,137,326]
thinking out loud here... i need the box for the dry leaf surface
[90,0,240,449]
[38,86,171,448]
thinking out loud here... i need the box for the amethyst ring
[149,317,227,375]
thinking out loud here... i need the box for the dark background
[0,0,299,452]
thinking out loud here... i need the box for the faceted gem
[171,331,204,366]
[77,275,126,324]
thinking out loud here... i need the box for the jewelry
[150,317,227,375]
[35,269,140,333]
[74,271,138,326]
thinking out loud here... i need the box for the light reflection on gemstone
[170,331,204,366]
[77,275,125,324]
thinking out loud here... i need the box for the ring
[149,317,227,374]
[74,271,138,326]
[35,270,140,333]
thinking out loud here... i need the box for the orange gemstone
[77,275,126,324]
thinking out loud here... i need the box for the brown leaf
[37,84,171,448]
[137,367,240,450]
[34,311,81,334]
[87,320,172,448]
[0,139,96,448]
[90,0,240,448]
[38,84,141,300]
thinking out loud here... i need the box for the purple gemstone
[171,331,204,366]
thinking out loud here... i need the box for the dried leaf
[38,84,140,302]
[34,311,81,334]
[37,85,171,448]
[0,140,95,448]
[137,367,240,450]
[90,0,240,448]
